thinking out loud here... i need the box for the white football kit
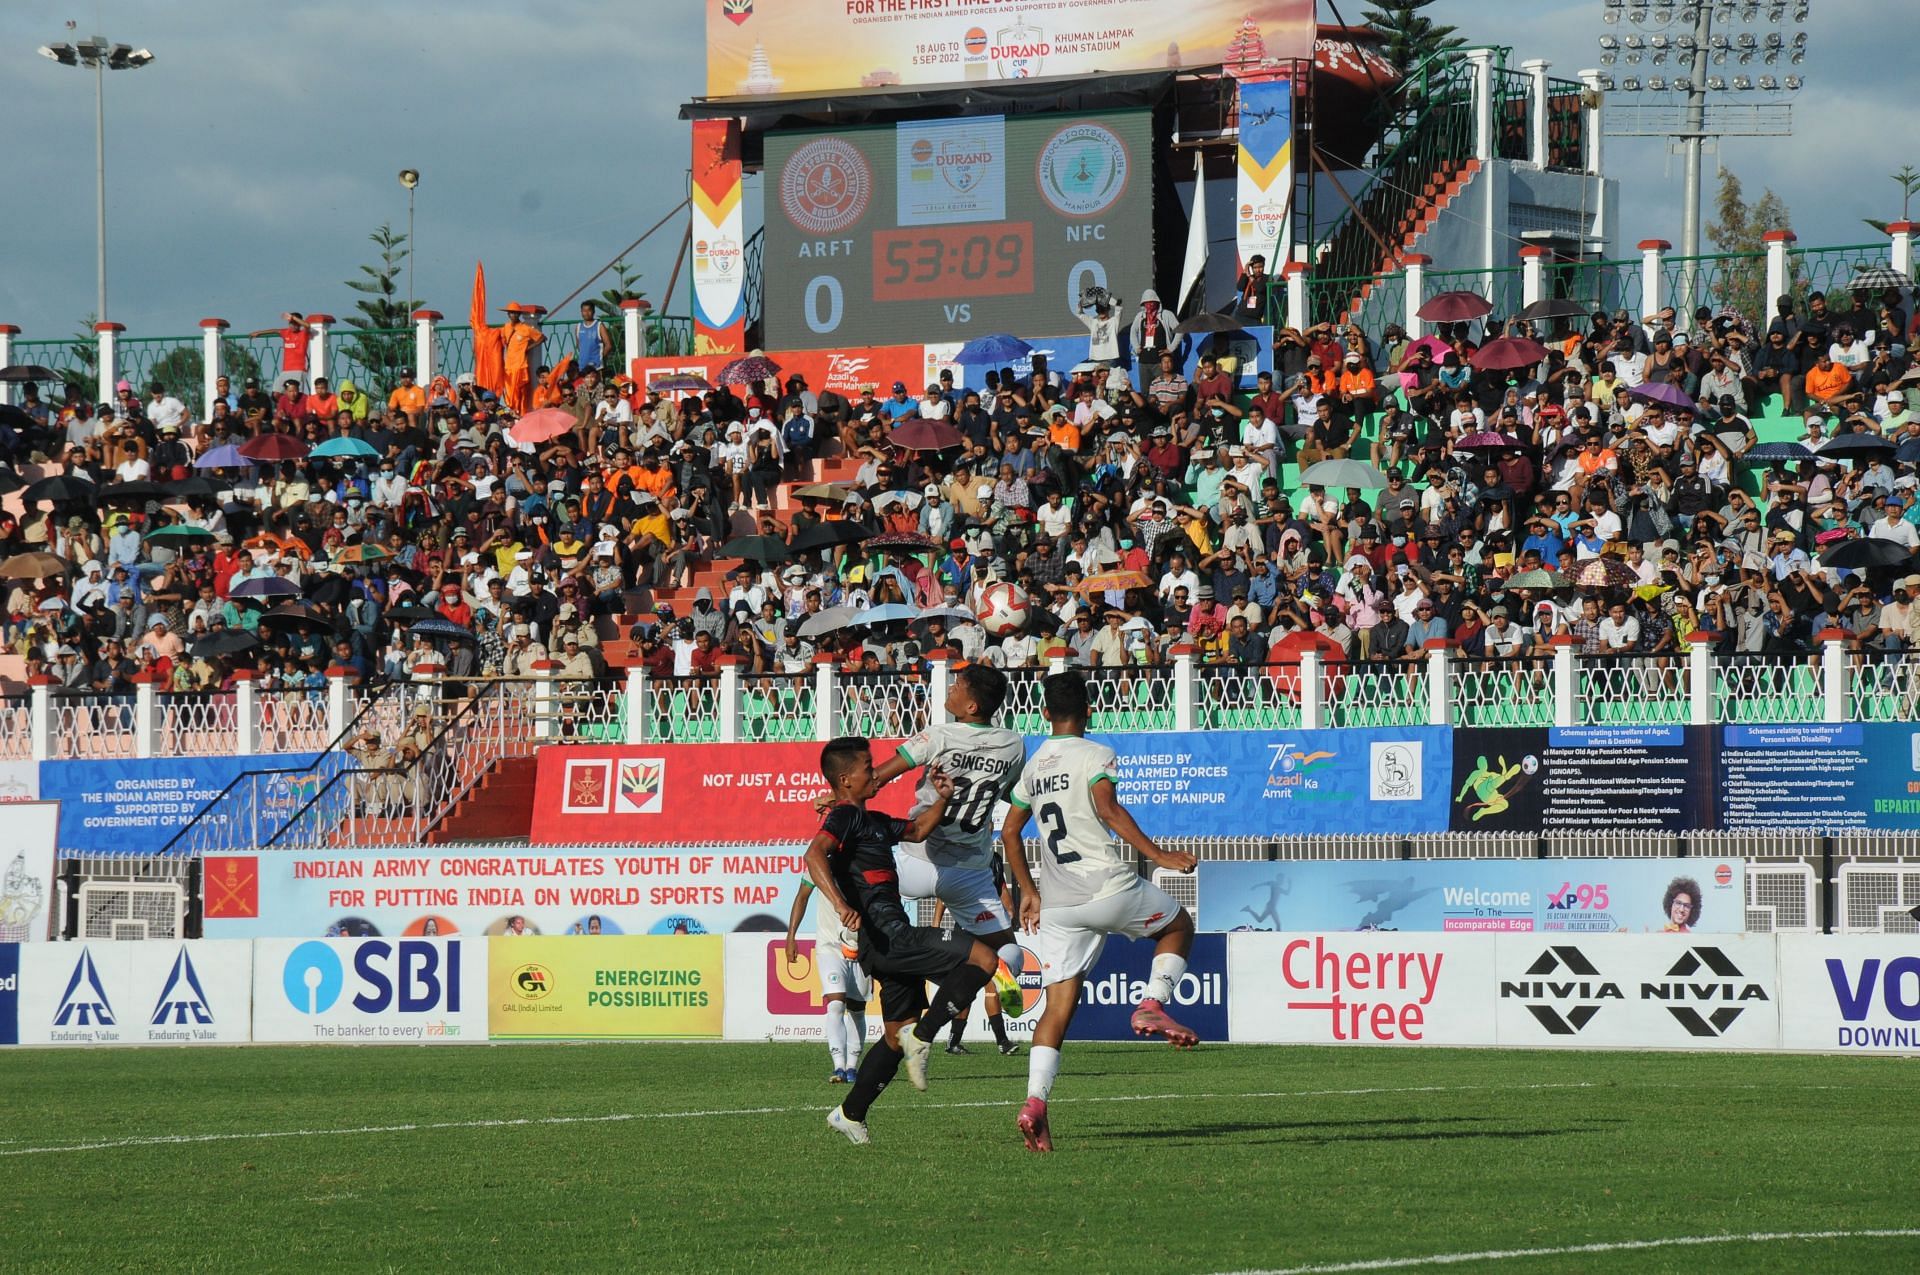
[802,875,871,1001]
[893,721,1027,936]
[1010,733,1181,985]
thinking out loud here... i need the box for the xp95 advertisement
[763,109,1153,349]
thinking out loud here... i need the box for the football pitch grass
[2,1043,1913,1273]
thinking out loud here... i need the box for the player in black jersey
[805,736,1002,1145]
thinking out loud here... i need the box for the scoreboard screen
[763,109,1153,351]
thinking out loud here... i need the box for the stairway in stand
[426,756,539,845]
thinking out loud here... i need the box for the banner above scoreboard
[762,110,1154,349]
[705,1,1312,97]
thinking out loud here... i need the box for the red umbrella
[888,418,965,452]
[1415,290,1492,322]
[1469,336,1549,372]
[238,433,310,462]
[507,407,579,444]
[1455,431,1522,451]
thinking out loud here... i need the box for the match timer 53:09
[871,223,1034,302]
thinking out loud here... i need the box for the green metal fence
[1790,243,1887,306]
[1423,264,1527,325]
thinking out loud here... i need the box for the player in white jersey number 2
[870,664,1028,1055]
[1002,670,1199,1153]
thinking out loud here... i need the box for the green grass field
[2,1042,1913,1273]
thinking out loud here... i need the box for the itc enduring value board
[762,110,1154,349]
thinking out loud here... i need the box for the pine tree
[342,223,416,395]
[1705,168,1794,319]
[1360,1,1463,79]
[590,259,649,367]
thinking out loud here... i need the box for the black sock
[948,1017,967,1045]
[915,964,993,1042]
[990,1010,1010,1046]
[842,1042,902,1122]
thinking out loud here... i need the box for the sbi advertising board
[251,938,487,1043]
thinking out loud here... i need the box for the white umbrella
[797,606,859,639]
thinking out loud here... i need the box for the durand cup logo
[1501,945,1622,1035]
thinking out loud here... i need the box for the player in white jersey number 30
[1002,670,1200,1153]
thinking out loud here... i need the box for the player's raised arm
[1092,778,1197,873]
[899,765,954,843]
[803,832,860,932]
[1001,801,1040,932]
[783,877,814,966]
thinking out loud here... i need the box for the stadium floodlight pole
[37,36,156,325]
[399,169,421,311]
[1597,0,1807,318]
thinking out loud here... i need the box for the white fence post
[1552,637,1578,729]
[530,661,559,740]
[1521,58,1550,168]
[96,321,123,400]
[813,655,838,741]
[1763,230,1796,316]
[1688,643,1715,726]
[29,679,54,763]
[1889,221,1916,281]
[1639,240,1669,322]
[1171,645,1197,732]
[234,674,259,756]
[199,318,228,423]
[1465,47,1495,163]
[1299,650,1325,730]
[1404,255,1430,339]
[624,666,648,744]
[926,651,952,728]
[1579,68,1605,177]
[1425,643,1452,726]
[0,324,15,406]
[621,298,648,367]
[1282,259,1308,332]
[326,673,353,742]
[1820,630,1849,724]
[717,658,742,744]
[1520,245,1547,308]
[412,309,441,386]
[132,679,156,759]
[306,312,334,389]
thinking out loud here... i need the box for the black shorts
[859,923,976,1023]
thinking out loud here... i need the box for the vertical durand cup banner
[1235,77,1293,273]
[691,118,747,357]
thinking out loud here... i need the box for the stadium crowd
[5,277,1920,701]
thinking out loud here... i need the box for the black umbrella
[22,474,96,503]
[1819,434,1897,459]
[410,617,477,643]
[304,575,354,606]
[166,477,217,500]
[1174,312,1248,336]
[1819,538,1912,570]
[718,534,792,564]
[258,602,334,633]
[0,365,60,383]
[0,469,23,496]
[385,603,438,625]
[191,630,260,658]
[0,404,36,434]
[788,521,872,554]
[1515,297,1589,322]
[100,480,172,505]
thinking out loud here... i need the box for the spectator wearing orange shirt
[1044,404,1082,453]
[388,367,428,421]
[1337,352,1378,412]
[1804,350,1855,406]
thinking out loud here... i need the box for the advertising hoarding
[489,935,724,1040]
[1777,934,1920,1054]
[1449,726,1711,834]
[1227,931,1498,1046]
[252,937,486,1044]
[1492,933,1780,1050]
[721,932,883,1044]
[39,754,327,855]
[15,940,254,1046]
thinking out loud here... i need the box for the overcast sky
[4,0,1909,342]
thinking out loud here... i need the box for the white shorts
[893,852,1011,937]
[816,945,872,1002]
[1035,878,1182,986]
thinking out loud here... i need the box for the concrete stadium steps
[425,757,538,845]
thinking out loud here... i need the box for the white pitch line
[0,1081,1596,1158]
[1215,1229,1920,1274]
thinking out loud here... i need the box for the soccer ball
[977,582,1031,637]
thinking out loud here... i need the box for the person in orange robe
[501,308,544,415]
[469,263,506,398]
[532,356,576,410]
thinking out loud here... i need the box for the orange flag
[470,262,506,396]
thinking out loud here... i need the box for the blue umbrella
[852,603,918,626]
[1740,442,1813,465]
[193,445,250,469]
[230,576,300,599]
[311,437,379,459]
[955,333,1032,365]
[1897,438,1920,465]
[409,617,477,643]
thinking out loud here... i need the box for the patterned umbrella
[1416,290,1492,322]
[649,374,712,393]
[410,617,477,643]
[865,531,940,553]
[716,354,782,386]
[1845,265,1913,293]
[1068,570,1152,596]
[1469,336,1549,372]
[333,543,393,564]
[1454,432,1522,451]
[238,433,310,462]
[1505,569,1567,589]
[1570,556,1641,590]
[1740,442,1813,464]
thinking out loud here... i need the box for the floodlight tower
[1594,0,1808,314]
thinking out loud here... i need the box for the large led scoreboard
[762,109,1154,350]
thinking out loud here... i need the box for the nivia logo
[53,948,115,1027]
[283,941,346,1014]
[151,947,214,1027]
[1500,945,1622,1035]
[1642,946,1769,1038]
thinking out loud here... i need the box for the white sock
[844,1005,866,1068]
[1143,953,1187,1005]
[997,942,1025,979]
[824,1000,848,1069]
[1027,1045,1061,1102]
